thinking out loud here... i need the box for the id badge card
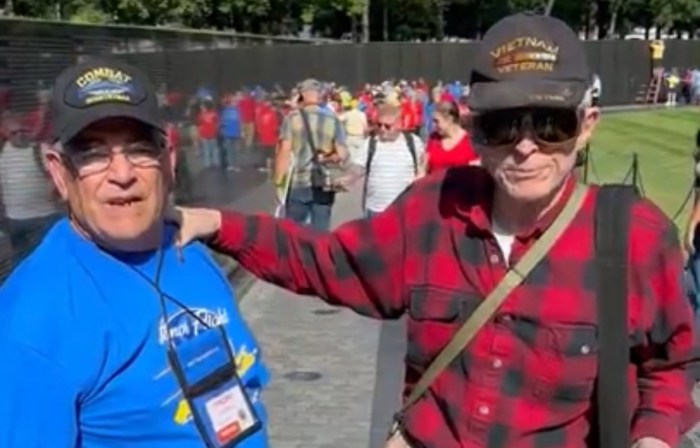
[170,327,262,448]
[192,375,260,447]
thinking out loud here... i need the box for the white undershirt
[491,219,515,265]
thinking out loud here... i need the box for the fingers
[167,207,189,248]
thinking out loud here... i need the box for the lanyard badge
[138,247,262,448]
[168,321,262,447]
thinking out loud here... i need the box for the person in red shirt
[196,99,219,168]
[439,88,454,103]
[399,95,417,133]
[254,100,279,172]
[238,92,256,148]
[399,93,422,134]
[165,91,184,109]
[359,90,372,107]
[166,121,193,201]
[364,97,379,134]
[22,87,52,145]
[426,101,478,173]
[411,94,423,133]
[168,12,699,448]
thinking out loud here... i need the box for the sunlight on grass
[590,108,698,228]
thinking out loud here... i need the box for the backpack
[362,132,418,211]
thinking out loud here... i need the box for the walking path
[238,187,387,447]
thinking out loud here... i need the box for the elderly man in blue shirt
[0,59,270,448]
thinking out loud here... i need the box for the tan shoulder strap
[400,183,589,412]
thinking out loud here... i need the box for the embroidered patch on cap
[63,66,146,108]
[490,36,560,75]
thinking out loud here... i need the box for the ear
[44,144,70,201]
[576,107,600,151]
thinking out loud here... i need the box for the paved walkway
[237,185,700,448]
[239,186,388,447]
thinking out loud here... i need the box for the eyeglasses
[377,122,396,130]
[63,140,165,176]
[471,108,582,148]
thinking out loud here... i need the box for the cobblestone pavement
[236,185,700,448]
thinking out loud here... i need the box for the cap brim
[468,80,587,112]
[56,103,164,145]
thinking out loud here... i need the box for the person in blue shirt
[421,87,440,139]
[219,94,242,171]
[448,81,462,102]
[0,58,270,448]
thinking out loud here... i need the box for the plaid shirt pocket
[516,320,599,404]
[406,285,481,367]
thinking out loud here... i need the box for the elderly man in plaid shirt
[171,13,699,448]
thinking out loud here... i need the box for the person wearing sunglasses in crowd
[337,102,425,218]
[425,100,479,174]
[0,59,270,448]
[169,14,698,448]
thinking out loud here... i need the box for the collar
[453,169,577,240]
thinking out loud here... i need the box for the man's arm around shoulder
[209,185,420,320]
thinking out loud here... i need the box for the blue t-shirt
[220,106,241,138]
[0,218,269,448]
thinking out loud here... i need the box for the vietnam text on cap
[467,13,592,113]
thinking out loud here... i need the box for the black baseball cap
[50,58,164,146]
[467,13,591,113]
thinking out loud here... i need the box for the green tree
[7,0,700,40]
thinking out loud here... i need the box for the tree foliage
[5,0,700,40]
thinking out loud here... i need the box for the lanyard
[125,248,242,448]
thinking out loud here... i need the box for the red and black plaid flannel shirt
[212,167,700,448]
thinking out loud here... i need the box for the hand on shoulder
[166,206,222,247]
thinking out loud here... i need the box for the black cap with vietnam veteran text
[50,58,164,145]
[467,13,591,113]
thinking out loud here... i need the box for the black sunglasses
[471,107,582,147]
[377,121,398,130]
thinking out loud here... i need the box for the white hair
[579,87,594,109]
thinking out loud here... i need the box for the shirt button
[489,253,500,264]
[478,405,490,416]
[580,345,591,355]
[492,358,503,369]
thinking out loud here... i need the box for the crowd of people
[161,77,476,179]
[0,74,480,274]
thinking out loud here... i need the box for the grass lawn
[589,107,699,229]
